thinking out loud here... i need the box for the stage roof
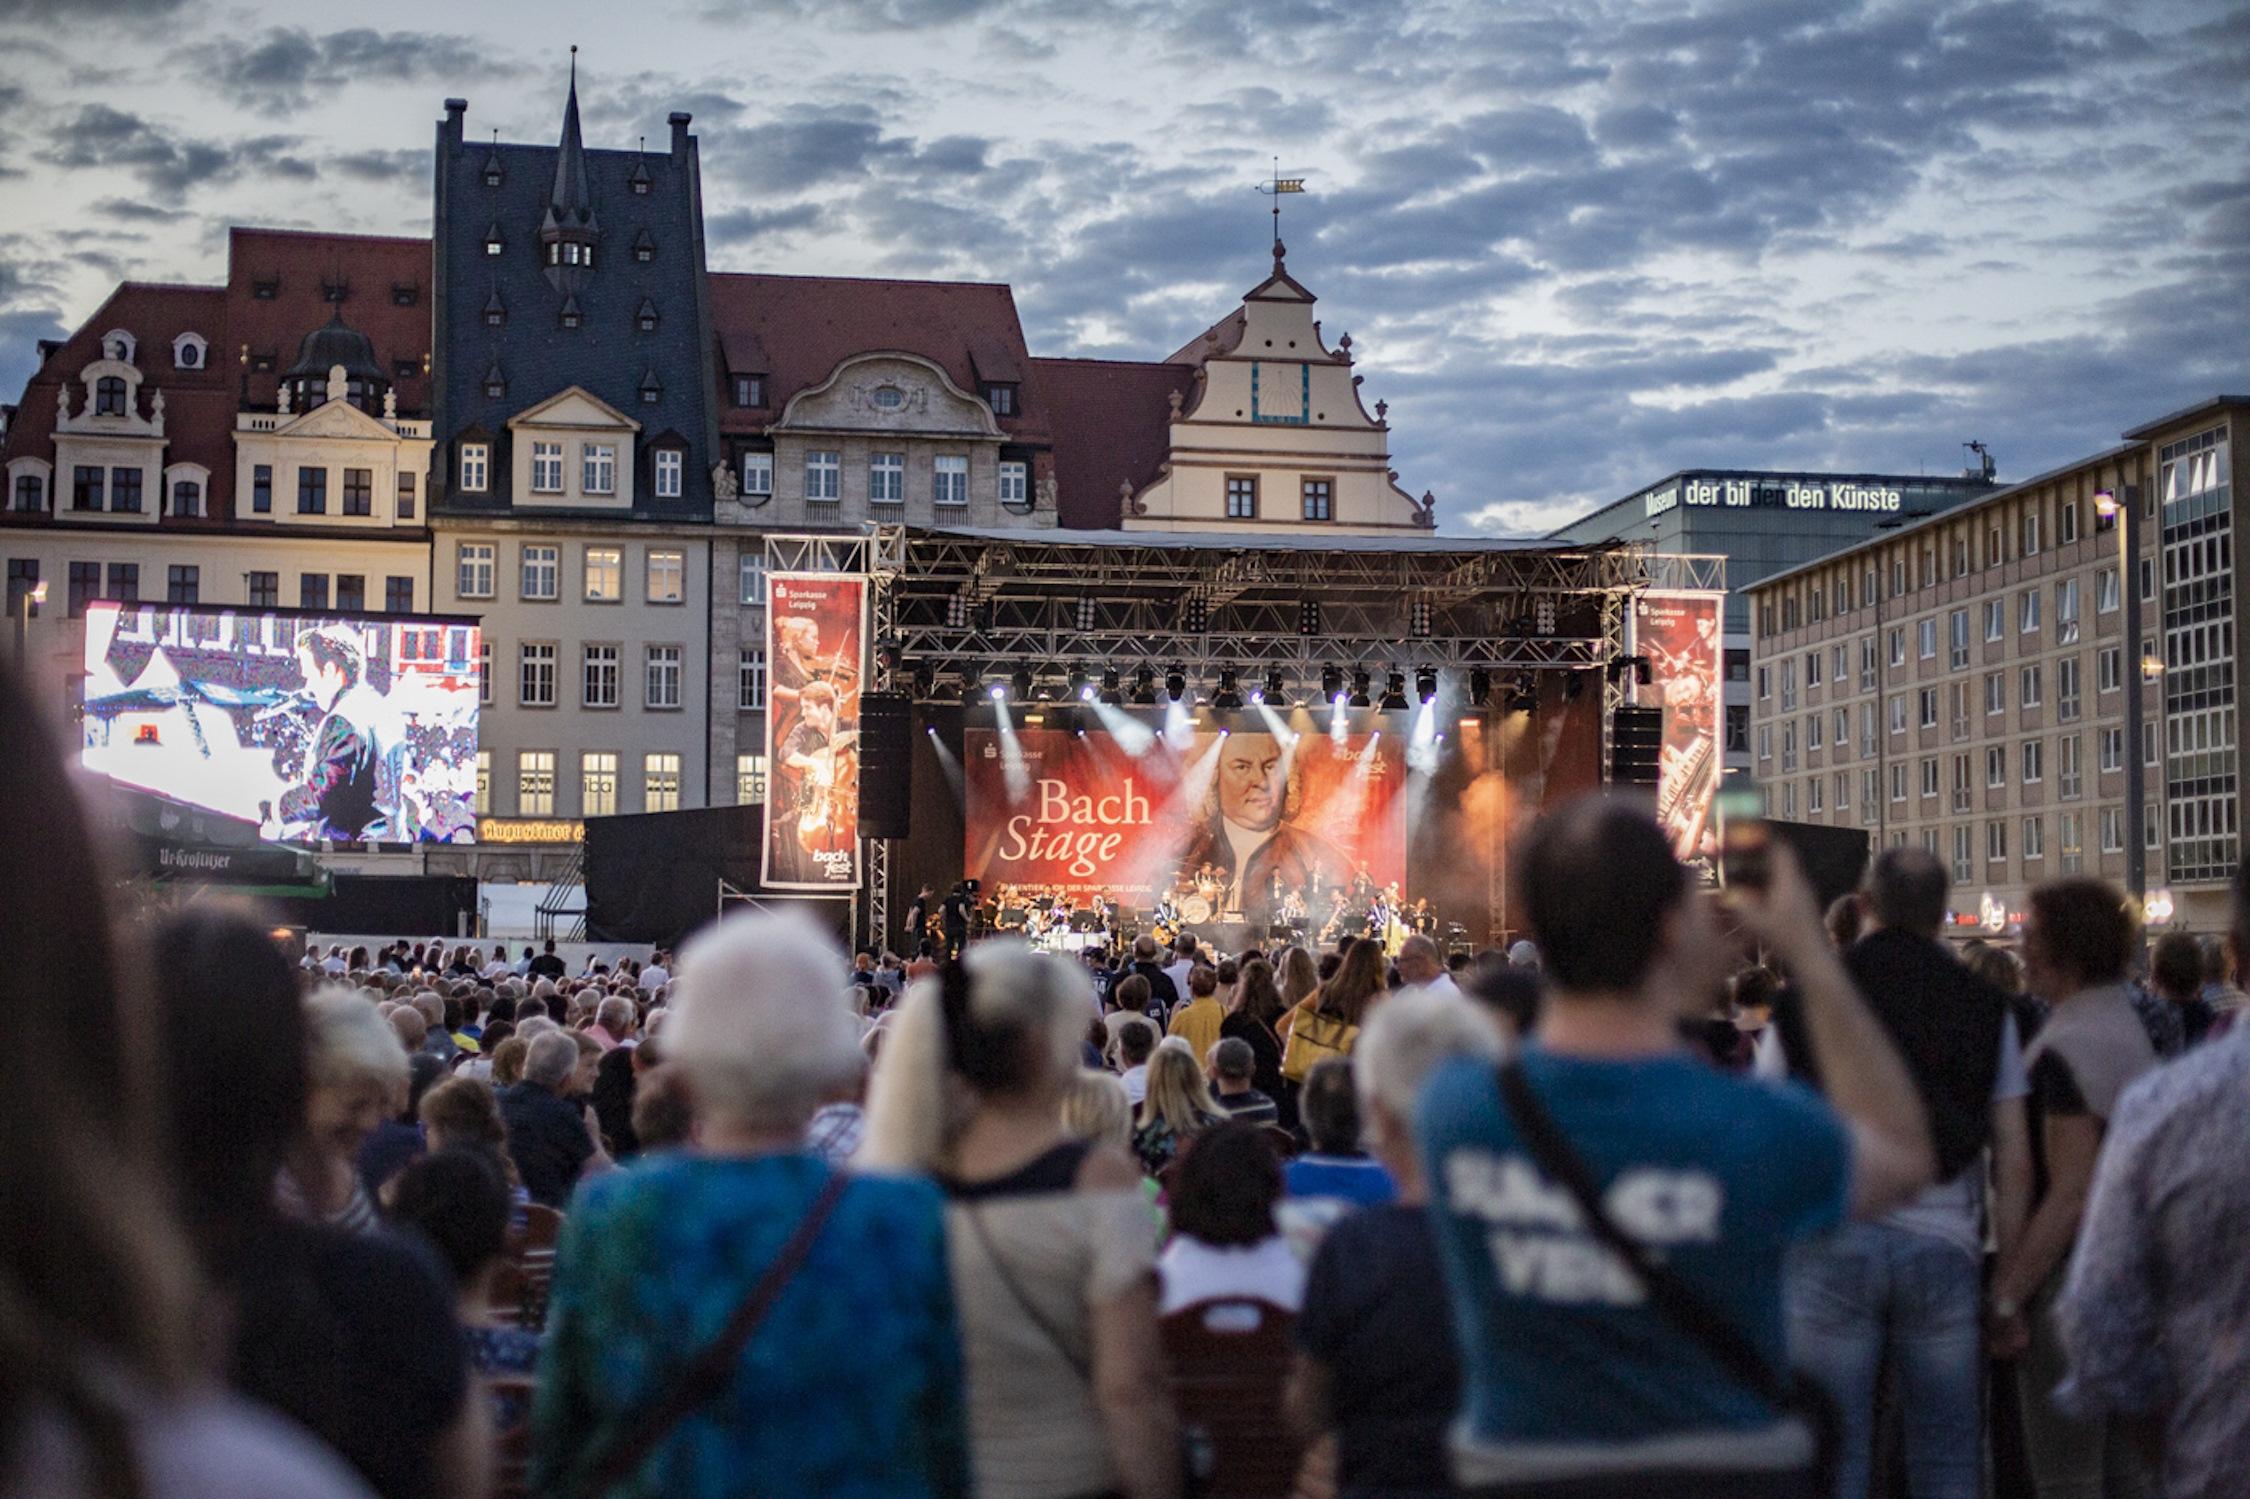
[927,525,1593,555]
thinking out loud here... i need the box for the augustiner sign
[476,818,585,845]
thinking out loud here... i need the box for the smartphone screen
[1713,783,1771,890]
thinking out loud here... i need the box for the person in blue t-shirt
[1417,794,1933,1495]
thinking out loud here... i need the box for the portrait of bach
[1172,731,1349,926]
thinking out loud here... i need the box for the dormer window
[635,298,659,333]
[392,284,418,307]
[322,280,348,304]
[94,377,128,416]
[172,332,206,370]
[559,295,583,330]
[483,363,506,400]
[481,146,505,188]
[731,375,764,408]
[631,178,650,196]
[631,227,656,263]
[252,278,278,300]
[102,330,136,364]
[639,369,663,406]
[628,158,653,196]
[484,166,503,187]
[393,360,418,382]
[484,222,506,256]
[483,290,506,328]
[985,383,1018,416]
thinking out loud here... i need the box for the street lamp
[2095,487,2147,902]
[14,579,46,669]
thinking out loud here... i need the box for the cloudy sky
[1,0,2243,533]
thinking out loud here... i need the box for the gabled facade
[1118,245,1433,534]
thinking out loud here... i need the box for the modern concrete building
[1746,396,2247,935]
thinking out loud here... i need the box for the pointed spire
[551,46,592,219]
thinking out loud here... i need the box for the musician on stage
[1172,731,1348,929]
[1350,862,1375,900]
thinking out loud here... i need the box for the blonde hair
[858,941,1091,1174]
[303,986,411,1098]
[1276,946,1320,1008]
[1137,1039,1221,1135]
[1060,1069,1132,1152]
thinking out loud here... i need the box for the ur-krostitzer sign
[1644,477,1906,519]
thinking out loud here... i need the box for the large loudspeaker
[1610,705,1663,786]
[858,693,914,840]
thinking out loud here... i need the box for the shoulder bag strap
[1494,1060,1794,1416]
[566,1169,852,1499]
[961,1200,1094,1386]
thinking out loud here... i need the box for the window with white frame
[1987,745,2007,788]
[1834,707,1849,751]
[1780,661,1796,710]
[2059,811,2083,873]
[2057,656,2081,721]
[1984,599,2004,641]
[2060,501,2079,544]
[582,752,619,817]
[1781,722,1796,771]
[2100,727,2123,772]
[530,442,564,493]
[1891,695,1906,734]
[1985,672,2006,715]
[477,641,491,705]
[1988,820,2008,862]
[871,452,904,504]
[1756,725,1771,762]
[582,443,616,495]
[518,750,555,815]
[1806,713,1823,752]
[1862,768,1879,819]
[934,455,968,506]
[1001,461,1029,509]
[1757,666,1769,700]
[459,443,488,493]
[1918,618,1937,659]
[1805,650,1822,688]
[2020,663,2042,706]
[519,642,556,706]
[1890,763,1906,802]
[583,644,619,708]
[2059,734,2083,798]
[2022,510,2041,556]
[1921,758,1939,797]
[1953,825,1973,883]
[739,648,766,710]
[2098,647,2121,693]
[736,753,768,804]
[1949,610,1969,668]
[1859,702,1876,755]
[806,451,840,500]
[2021,588,2040,633]
[1919,688,1938,729]
[654,449,682,499]
[2022,739,2043,783]
[739,553,767,606]
[645,753,681,812]
[2057,578,2080,643]
[585,548,621,601]
[1860,637,1876,690]
[646,644,682,709]
[2098,568,2119,613]
[520,545,558,600]
[1889,629,1906,667]
[2100,807,2123,853]
[1808,778,1823,814]
[474,750,490,814]
[1835,771,1850,811]
[742,451,774,497]
[457,543,494,598]
[647,550,683,604]
[2024,816,2043,859]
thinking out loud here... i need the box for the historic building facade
[425,78,717,877]
[1747,396,2247,934]
[1,229,435,724]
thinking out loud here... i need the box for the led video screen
[81,601,482,844]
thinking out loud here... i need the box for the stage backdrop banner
[762,573,866,891]
[965,724,1406,929]
[1636,591,1724,857]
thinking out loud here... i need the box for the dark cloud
[708,108,914,193]
[39,105,234,196]
[190,27,496,116]
[89,196,184,222]
[706,202,826,244]
[0,0,181,17]
[330,149,426,184]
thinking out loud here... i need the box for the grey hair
[595,994,635,1034]
[668,909,863,1135]
[1352,985,1505,1123]
[523,1030,580,1090]
[303,986,412,1096]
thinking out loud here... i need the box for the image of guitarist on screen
[770,679,859,884]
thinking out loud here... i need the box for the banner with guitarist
[1635,591,1723,859]
[762,573,866,891]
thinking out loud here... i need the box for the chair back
[1160,1297,1300,1499]
[506,1204,564,1330]
[486,1375,537,1499]
[1259,1124,1301,1160]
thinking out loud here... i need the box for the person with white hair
[1285,985,1504,1498]
[277,987,410,1236]
[533,910,968,1498]
[497,1031,610,1210]
[858,943,1181,1499]
[588,994,637,1051]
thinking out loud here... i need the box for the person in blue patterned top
[531,910,969,1499]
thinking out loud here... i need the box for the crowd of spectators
[7,645,2250,1499]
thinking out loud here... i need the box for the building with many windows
[1,229,435,720]
[1552,465,1998,785]
[426,78,716,878]
[1747,396,2247,935]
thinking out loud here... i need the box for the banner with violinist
[762,573,866,891]
[1636,591,1723,859]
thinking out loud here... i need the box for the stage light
[1011,668,1033,700]
[1067,669,1087,700]
[1181,594,1209,633]
[1469,667,1491,705]
[1165,669,1187,702]
[1535,598,1557,635]
[1416,666,1438,704]
[1214,669,1243,709]
[1409,598,1432,638]
[1380,672,1409,711]
[1322,665,1343,702]
[1265,669,1286,706]
[1100,668,1123,706]
[1130,667,1157,705]
[1349,669,1372,708]
[947,592,970,629]
[989,682,1007,700]
[1299,600,1321,636]
[1076,596,1098,633]
[1508,675,1538,713]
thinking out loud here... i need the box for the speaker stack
[857,693,913,840]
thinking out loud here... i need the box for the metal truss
[1640,553,1728,593]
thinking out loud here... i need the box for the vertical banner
[1636,592,1723,857]
[762,573,866,890]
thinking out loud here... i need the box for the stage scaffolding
[760,524,1724,951]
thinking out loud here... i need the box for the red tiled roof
[707,272,1049,444]
[1,281,235,517]
[1032,356,1194,530]
[227,228,432,418]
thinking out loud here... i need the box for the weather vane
[1253,159,1308,264]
